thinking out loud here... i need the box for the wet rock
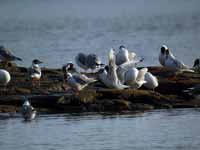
[0,64,199,113]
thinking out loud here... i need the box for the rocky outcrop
[0,62,199,113]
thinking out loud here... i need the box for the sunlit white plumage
[124,67,148,89]
[0,69,11,85]
[144,72,158,90]
[21,100,36,121]
[164,49,194,72]
[116,45,137,66]
[98,48,129,89]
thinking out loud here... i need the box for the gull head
[161,45,168,55]
[33,59,43,65]
[119,45,126,50]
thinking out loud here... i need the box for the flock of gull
[0,45,199,120]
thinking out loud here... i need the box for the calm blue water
[0,109,200,150]
[0,1,200,149]
[0,0,199,68]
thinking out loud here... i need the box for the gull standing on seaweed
[164,48,194,72]
[193,58,200,73]
[124,67,148,89]
[98,48,129,89]
[21,98,36,121]
[116,45,137,66]
[159,45,168,66]
[0,46,22,62]
[144,72,158,91]
[28,59,43,86]
[75,53,104,72]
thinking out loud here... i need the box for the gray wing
[0,49,13,59]
[76,53,87,65]
[86,54,101,69]
[73,74,96,85]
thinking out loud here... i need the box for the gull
[116,45,137,66]
[144,72,158,90]
[0,46,22,62]
[116,58,144,84]
[193,58,200,73]
[159,45,168,66]
[75,53,104,72]
[0,69,11,86]
[28,59,43,86]
[124,67,148,89]
[64,72,97,91]
[98,48,129,89]
[21,98,36,121]
[164,48,194,72]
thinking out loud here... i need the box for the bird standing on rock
[116,45,137,66]
[144,72,158,91]
[28,59,43,87]
[0,69,11,86]
[164,48,194,72]
[75,52,104,72]
[159,45,168,66]
[98,48,129,89]
[124,67,147,89]
[62,65,97,92]
[0,46,22,62]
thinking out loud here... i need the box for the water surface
[0,109,200,150]
[0,0,199,67]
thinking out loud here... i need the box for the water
[0,0,199,68]
[0,109,200,150]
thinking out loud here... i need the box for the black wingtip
[17,57,23,61]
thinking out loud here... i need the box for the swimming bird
[21,99,36,121]
[98,48,129,89]
[159,45,168,66]
[164,48,194,72]
[0,69,11,86]
[0,46,22,62]
[75,53,104,72]
[116,45,137,66]
[64,72,97,91]
[28,59,43,86]
[144,72,158,90]
[124,67,148,89]
[193,58,200,73]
